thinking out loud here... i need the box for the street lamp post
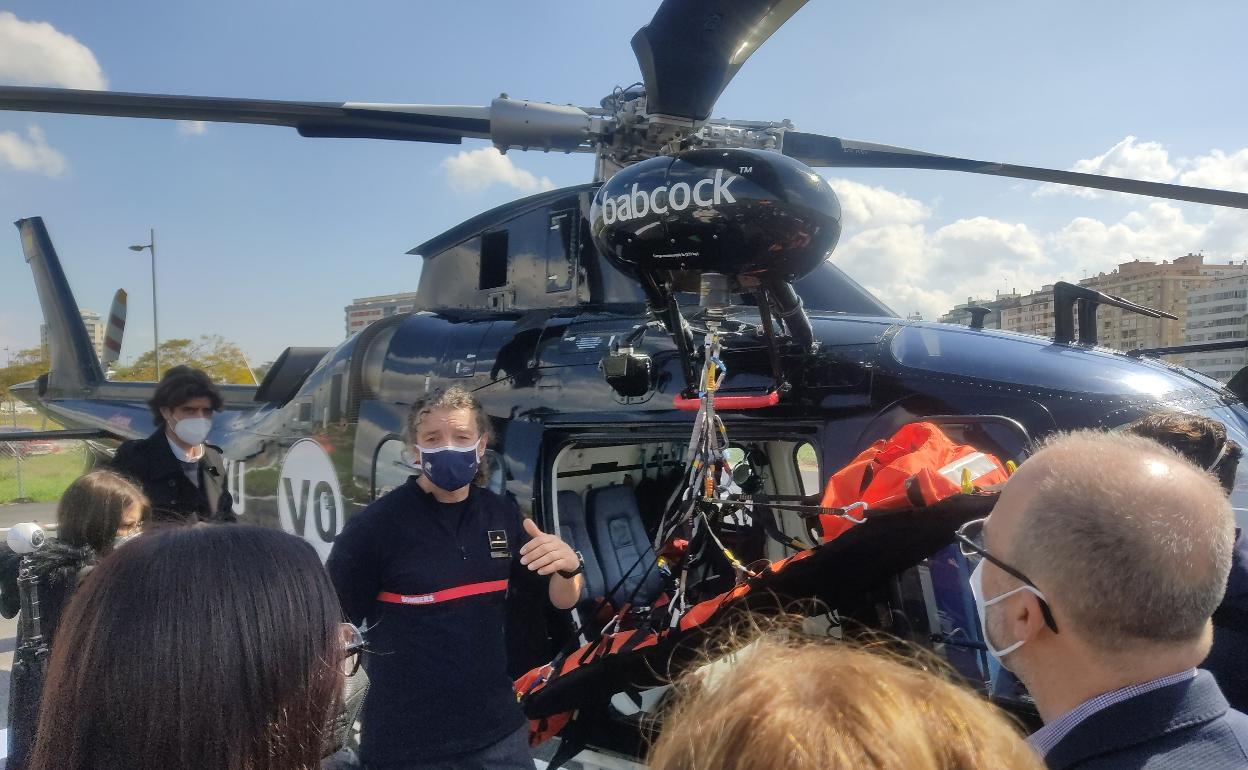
[129,229,160,379]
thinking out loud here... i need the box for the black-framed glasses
[340,622,367,677]
[955,518,1059,633]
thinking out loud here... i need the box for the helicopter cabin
[409,184,649,313]
[406,183,897,318]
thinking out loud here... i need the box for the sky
[1,1,1247,366]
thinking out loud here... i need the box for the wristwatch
[558,551,586,580]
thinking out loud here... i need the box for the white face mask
[968,559,1048,662]
[172,416,212,446]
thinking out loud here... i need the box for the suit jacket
[1045,670,1248,770]
[1206,528,1248,713]
[110,429,236,524]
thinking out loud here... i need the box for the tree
[111,335,258,384]
[0,348,47,402]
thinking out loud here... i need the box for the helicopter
[5,0,1248,765]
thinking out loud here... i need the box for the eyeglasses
[340,623,367,677]
[955,518,1060,633]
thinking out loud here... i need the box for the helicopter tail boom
[15,217,105,397]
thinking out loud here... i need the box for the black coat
[1207,528,1248,713]
[110,429,236,523]
[0,540,96,770]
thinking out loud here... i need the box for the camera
[7,522,47,554]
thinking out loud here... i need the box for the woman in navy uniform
[327,386,583,769]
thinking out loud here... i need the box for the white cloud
[1037,136,1248,201]
[1179,148,1248,193]
[0,126,67,176]
[824,177,929,230]
[823,174,1248,322]
[1037,136,1176,199]
[1071,135,1177,182]
[440,147,555,195]
[0,11,106,89]
[178,120,207,136]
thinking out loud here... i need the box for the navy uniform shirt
[327,478,540,765]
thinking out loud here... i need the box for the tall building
[938,290,1021,330]
[1184,274,1248,381]
[940,255,1248,361]
[998,287,1058,337]
[1078,254,1246,352]
[345,293,419,336]
[41,309,106,361]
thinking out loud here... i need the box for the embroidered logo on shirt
[488,529,510,559]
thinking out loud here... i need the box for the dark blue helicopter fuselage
[13,183,1248,761]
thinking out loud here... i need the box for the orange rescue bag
[818,422,1008,542]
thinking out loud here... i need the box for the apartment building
[345,292,419,336]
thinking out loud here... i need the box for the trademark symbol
[738,166,753,173]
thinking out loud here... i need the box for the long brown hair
[648,633,1044,770]
[56,470,149,554]
[29,525,343,770]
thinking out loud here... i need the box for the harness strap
[376,579,508,606]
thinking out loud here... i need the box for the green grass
[0,445,87,503]
[0,412,60,431]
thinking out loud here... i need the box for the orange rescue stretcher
[515,422,1010,747]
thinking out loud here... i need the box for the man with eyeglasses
[1121,411,1248,715]
[957,430,1248,769]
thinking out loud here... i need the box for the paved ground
[0,504,56,531]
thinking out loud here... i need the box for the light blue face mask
[417,439,481,492]
[969,559,1047,661]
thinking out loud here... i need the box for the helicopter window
[479,231,509,291]
[795,442,820,497]
[546,211,575,293]
[372,438,412,498]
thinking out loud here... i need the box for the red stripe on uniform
[376,579,508,606]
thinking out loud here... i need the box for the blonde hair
[648,634,1043,770]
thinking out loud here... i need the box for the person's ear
[1009,592,1049,644]
[161,407,174,426]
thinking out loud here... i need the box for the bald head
[999,430,1234,651]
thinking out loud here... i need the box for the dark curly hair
[1122,411,1242,494]
[148,365,223,429]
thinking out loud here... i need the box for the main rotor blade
[0,86,491,143]
[782,132,1248,210]
[632,0,807,124]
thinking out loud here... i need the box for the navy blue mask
[417,440,481,492]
